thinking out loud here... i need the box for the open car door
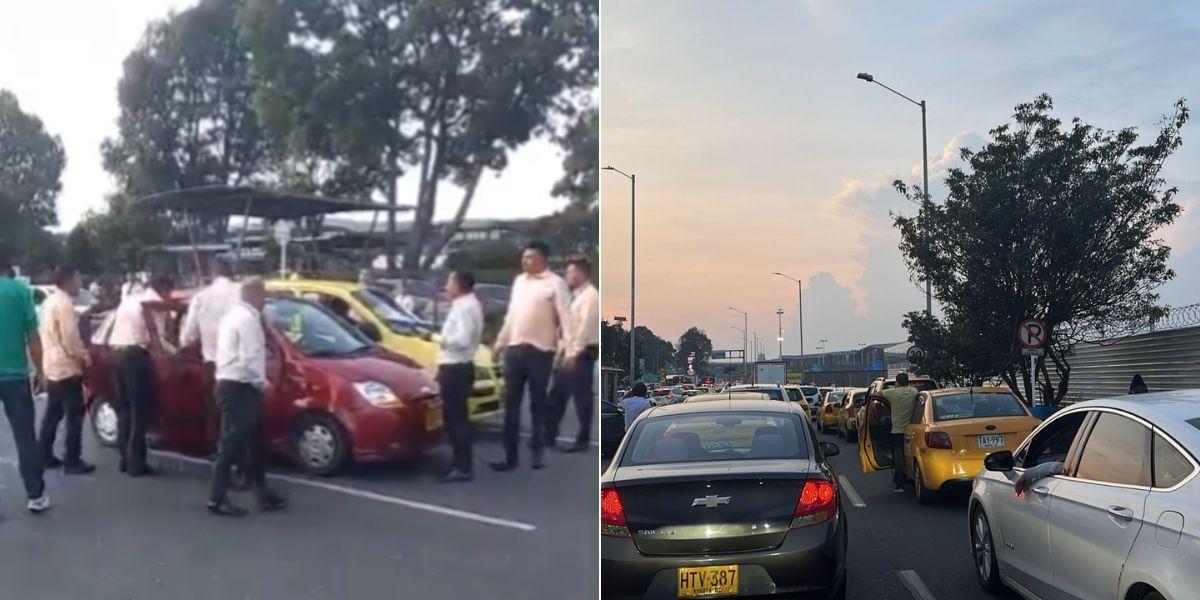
[858,394,895,473]
[142,304,209,455]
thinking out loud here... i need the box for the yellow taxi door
[857,394,893,474]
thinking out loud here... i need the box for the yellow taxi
[267,277,502,420]
[858,387,1040,503]
[781,385,814,421]
[817,389,846,433]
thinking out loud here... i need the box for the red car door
[142,305,208,455]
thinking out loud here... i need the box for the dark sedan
[601,400,847,599]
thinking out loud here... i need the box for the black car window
[1153,433,1194,489]
[622,412,809,466]
[601,401,620,415]
[1017,411,1088,468]
[1075,413,1151,486]
[851,392,866,407]
[911,395,927,425]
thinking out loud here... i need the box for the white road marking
[838,475,866,508]
[895,569,937,600]
[149,450,538,532]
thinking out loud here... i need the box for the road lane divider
[895,570,937,600]
[150,450,538,532]
[837,475,866,508]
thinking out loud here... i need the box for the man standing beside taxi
[208,278,286,516]
[545,255,598,452]
[181,258,240,441]
[492,242,572,471]
[436,270,483,483]
[882,372,918,493]
[37,266,95,474]
[0,255,50,513]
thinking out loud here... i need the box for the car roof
[267,278,362,293]
[927,386,1012,397]
[644,398,803,417]
[1065,390,1200,426]
[685,392,771,403]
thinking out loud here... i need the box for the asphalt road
[0,394,598,600]
[599,423,1019,600]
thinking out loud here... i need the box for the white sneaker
[27,495,51,513]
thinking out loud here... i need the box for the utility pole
[776,309,784,358]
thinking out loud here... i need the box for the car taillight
[824,405,834,414]
[925,431,952,449]
[601,489,630,537]
[790,479,837,529]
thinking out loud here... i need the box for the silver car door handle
[1031,486,1049,497]
[1107,506,1134,522]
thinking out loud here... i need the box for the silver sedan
[968,391,1200,600]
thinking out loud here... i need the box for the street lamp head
[856,72,874,82]
[602,166,616,171]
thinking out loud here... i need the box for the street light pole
[856,72,932,316]
[770,272,804,358]
[603,166,638,379]
[729,307,748,379]
[776,308,784,358]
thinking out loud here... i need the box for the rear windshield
[883,379,939,392]
[852,392,867,406]
[738,388,785,402]
[785,389,802,402]
[623,412,809,465]
[800,387,818,396]
[932,393,1026,421]
[651,389,670,397]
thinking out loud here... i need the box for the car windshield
[623,411,809,465]
[932,392,1026,421]
[785,388,802,402]
[826,391,846,404]
[264,298,374,357]
[352,288,432,334]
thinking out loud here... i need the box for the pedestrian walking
[544,255,598,452]
[491,241,572,471]
[619,383,652,430]
[436,270,484,483]
[37,265,95,474]
[207,278,287,517]
[881,372,919,493]
[1128,373,1149,394]
[0,256,51,514]
[109,273,174,477]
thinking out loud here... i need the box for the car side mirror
[984,450,1014,472]
[820,441,840,457]
[357,322,382,343]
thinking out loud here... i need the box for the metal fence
[1061,324,1200,403]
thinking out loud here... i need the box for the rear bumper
[602,514,846,599]
[921,456,985,491]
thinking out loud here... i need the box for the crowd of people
[0,240,599,515]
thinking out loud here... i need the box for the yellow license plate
[425,407,444,432]
[677,565,739,598]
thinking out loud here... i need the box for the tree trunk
[420,167,483,270]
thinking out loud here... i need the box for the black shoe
[531,448,545,470]
[128,464,157,478]
[442,470,474,483]
[63,461,96,475]
[119,461,127,473]
[257,490,288,513]
[207,498,248,517]
[559,442,589,453]
[43,455,63,469]
[490,460,518,472]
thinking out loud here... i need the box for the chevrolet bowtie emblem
[692,495,731,508]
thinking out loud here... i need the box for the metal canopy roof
[135,185,412,220]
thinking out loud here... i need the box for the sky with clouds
[601,0,1200,358]
[0,0,573,231]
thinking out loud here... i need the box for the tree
[901,311,993,387]
[0,89,65,266]
[599,320,674,383]
[895,95,1188,405]
[551,106,597,209]
[102,0,273,240]
[241,0,599,270]
[675,327,713,378]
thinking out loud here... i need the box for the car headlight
[354,381,402,408]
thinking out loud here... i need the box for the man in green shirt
[0,257,50,513]
[880,372,919,493]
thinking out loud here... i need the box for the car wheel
[971,507,1005,594]
[91,397,119,448]
[291,414,350,476]
[914,460,936,504]
[1143,593,1165,600]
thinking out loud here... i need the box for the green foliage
[72,194,168,275]
[895,95,1189,405]
[600,320,675,382]
[552,106,598,209]
[0,89,65,266]
[675,327,713,376]
[240,0,598,269]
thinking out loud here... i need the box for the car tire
[913,460,936,505]
[291,413,350,476]
[1143,593,1165,600]
[971,507,1005,594]
[90,397,120,448]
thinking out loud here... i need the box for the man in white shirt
[436,270,484,483]
[207,278,286,517]
[109,273,174,477]
[545,255,599,452]
[491,241,572,471]
[180,258,240,446]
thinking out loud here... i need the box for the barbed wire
[1148,302,1200,332]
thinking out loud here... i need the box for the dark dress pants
[891,433,907,487]
[39,375,86,465]
[114,346,154,474]
[0,379,45,499]
[501,344,554,464]
[545,350,595,446]
[436,362,476,473]
[209,380,269,504]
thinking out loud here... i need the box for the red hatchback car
[85,294,443,475]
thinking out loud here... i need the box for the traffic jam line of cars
[602,376,1200,600]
